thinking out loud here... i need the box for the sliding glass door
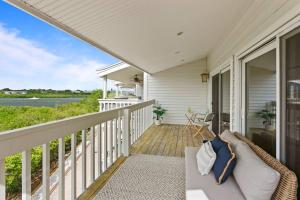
[241,43,277,157]
[281,27,300,192]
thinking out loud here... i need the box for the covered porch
[2,0,300,199]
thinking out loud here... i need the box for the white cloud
[0,24,58,75]
[0,24,109,90]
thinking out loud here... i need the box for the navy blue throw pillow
[211,136,226,152]
[212,139,237,184]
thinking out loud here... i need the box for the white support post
[123,109,131,157]
[71,133,77,200]
[42,143,50,200]
[0,159,4,200]
[58,138,65,200]
[103,76,107,99]
[90,127,95,182]
[81,130,86,191]
[116,85,119,97]
[22,150,31,200]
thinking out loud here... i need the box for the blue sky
[0,1,119,90]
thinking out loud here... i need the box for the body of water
[0,98,83,107]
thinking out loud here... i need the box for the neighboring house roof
[97,62,131,77]
[97,62,143,84]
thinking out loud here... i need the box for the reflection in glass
[221,70,230,132]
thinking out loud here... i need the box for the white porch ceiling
[7,0,253,73]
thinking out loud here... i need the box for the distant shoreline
[0,97,84,107]
[0,94,89,98]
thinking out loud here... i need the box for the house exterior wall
[208,0,300,131]
[144,59,208,124]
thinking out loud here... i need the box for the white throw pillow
[196,141,216,175]
[233,142,281,200]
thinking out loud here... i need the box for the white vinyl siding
[208,0,300,131]
[145,59,208,124]
[247,67,276,129]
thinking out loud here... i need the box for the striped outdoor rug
[93,154,185,200]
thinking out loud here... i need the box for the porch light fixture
[201,73,209,83]
[201,57,209,83]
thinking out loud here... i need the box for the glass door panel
[221,70,231,132]
[281,28,300,195]
[244,49,277,157]
[212,74,219,134]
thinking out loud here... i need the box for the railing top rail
[0,99,155,158]
[126,99,155,112]
[98,98,143,102]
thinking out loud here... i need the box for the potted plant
[153,105,167,125]
[256,109,276,130]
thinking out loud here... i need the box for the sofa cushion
[220,130,244,150]
[211,137,237,184]
[185,147,245,200]
[196,141,216,175]
[233,142,281,200]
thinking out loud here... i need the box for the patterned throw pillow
[211,137,237,184]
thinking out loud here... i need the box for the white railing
[0,100,154,200]
[99,99,143,111]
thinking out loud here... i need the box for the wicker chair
[234,132,298,200]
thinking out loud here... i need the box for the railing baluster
[90,127,95,182]
[97,124,102,175]
[117,114,121,157]
[123,109,131,156]
[81,130,87,192]
[142,108,145,133]
[71,133,77,200]
[113,118,117,162]
[0,159,4,200]
[132,112,134,144]
[109,120,113,166]
[138,109,140,138]
[42,143,50,200]
[58,138,65,200]
[22,150,31,200]
[103,122,107,171]
[135,111,138,142]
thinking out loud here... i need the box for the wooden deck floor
[80,124,213,199]
[130,124,211,157]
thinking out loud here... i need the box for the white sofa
[185,132,298,200]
